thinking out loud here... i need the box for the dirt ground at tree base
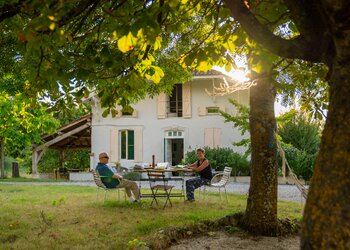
[168,231,300,250]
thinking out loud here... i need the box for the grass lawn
[0,183,302,249]
[0,177,68,182]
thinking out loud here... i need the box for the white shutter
[213,128,221,148]
[182,82,191,118]
[134,127,143,163]
[110,129,119,163]
[157,93,167,119]
[198,107,207,116]
[204,128,214,148]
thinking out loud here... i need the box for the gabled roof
[193,69,224,76]
[193,69,235,82]
[40,113,92,149]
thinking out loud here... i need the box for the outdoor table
[133,167,193,202]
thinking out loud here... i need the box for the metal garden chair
[200,166,232,202]
[92,169,125,204]
[146,170,175,209]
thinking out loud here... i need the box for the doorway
[164,138,184,166]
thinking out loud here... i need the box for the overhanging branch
[223,0,329,64]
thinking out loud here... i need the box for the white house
[89,70,250,169]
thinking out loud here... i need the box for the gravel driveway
[0,177,307,203]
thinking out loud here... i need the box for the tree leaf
[117,32,137,53]
[49,23,55,31]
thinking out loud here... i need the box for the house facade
[89,71,250,169]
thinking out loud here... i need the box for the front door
[164,138,184,166]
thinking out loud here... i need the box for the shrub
[64,150,90,170]
[278,111,321,154]
[38,150,61,173]
[277,110,321,181]
[122,171,141,181]
[22,149,90,174]
[279,143,316,181]
[184,147,250,176]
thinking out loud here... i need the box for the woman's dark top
[197,158,213,180]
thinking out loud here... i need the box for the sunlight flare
[206,66,255,96]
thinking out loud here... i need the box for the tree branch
[223,0,333,65]
[0,0,26,22]
[56,0,102,27]
[176,2,221,63]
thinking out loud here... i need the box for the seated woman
[96,152,141,203]
[185,148,213,202]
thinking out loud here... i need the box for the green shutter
[128,130,134,160]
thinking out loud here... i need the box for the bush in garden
[184,147,250,176]
[277,111,321,181]
[278,111,321,154]
[279,143,316,181]
[64,150,90,170]
[23,149,90,173]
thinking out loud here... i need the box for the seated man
[96,152,141,203]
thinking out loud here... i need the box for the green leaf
[102,108,110,118]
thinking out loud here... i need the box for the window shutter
[134,127,143,163]
[182,82,191,118]
[198,107,207,116]
[110,129,119,163]
[213,128,221,148]
[204,128,214,148]
[157,93,167,119]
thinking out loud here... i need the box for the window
[121,107,133,116]
[157,83,190,119]
[121,110,133,116]
[168,84,183,117]
[120,130,134,160]
[206,107,220,114]
[165,130,184,138]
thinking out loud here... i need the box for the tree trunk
[301,47,350,249]
[240,74,278,235]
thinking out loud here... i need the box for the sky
[212,65,291,117]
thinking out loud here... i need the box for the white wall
[91,78,250,169]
